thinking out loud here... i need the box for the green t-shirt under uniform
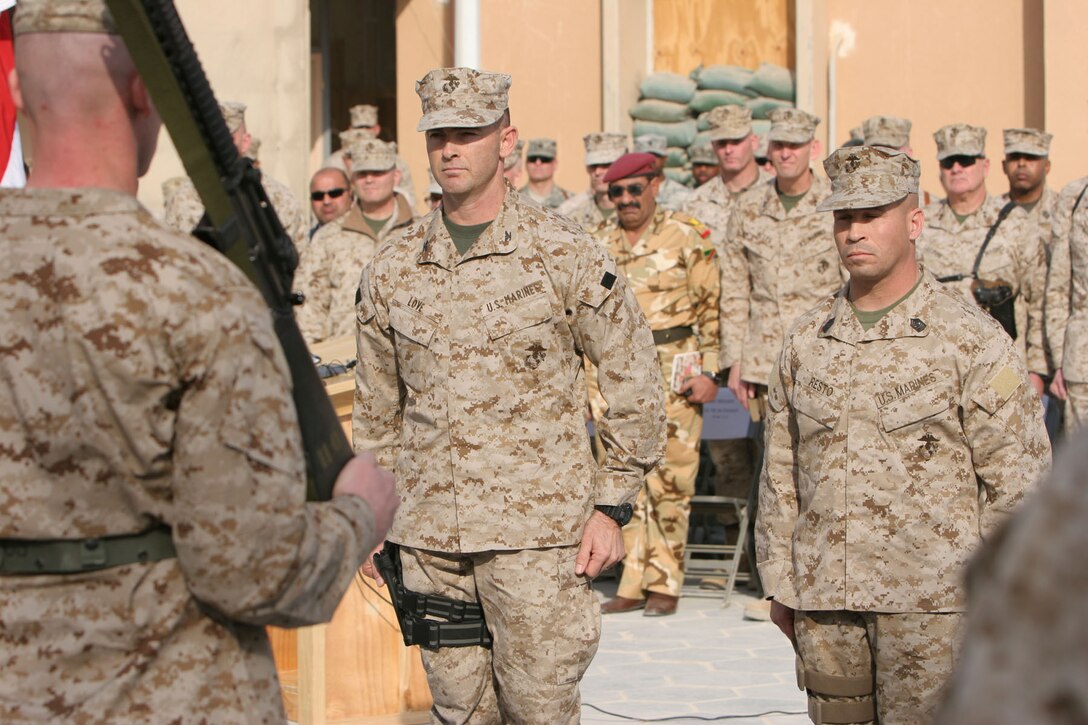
[364,214,391,237]
[444,216,494,257]
[850,274,923,331]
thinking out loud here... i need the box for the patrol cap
[934,123,986,160]
[416,67,511,132]
[602,153,658,184]
[862,115,911,149]
[339,128,375,146]
[689,140,717,165]
[1003,127,1052,157]
[816,146,920,212]
[768,108,820,143]
[526,138,557,160]
[707,105,753,142]
[350,104,379,129]
[12,0,117,34]
[219,101,247,134]
[347,138,397,173]
[840,127,864,149]
[584,132,628,166]
[633,134,667,157]
[504,139,524,171]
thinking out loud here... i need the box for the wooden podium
[269,336,432,724]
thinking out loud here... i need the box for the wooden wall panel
[653,0,792,74]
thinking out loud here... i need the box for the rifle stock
[106,0,352,501]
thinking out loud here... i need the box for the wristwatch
[703,370,723,385]
[594,503,634,526]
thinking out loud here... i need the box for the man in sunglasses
[758,144,1049,725]
[308,167,354,240]
[556,131,627,229]
[295,138,415,345]
[592,152,721,618]
[163,100,307,254]
[519,137,570,209]
[917,124,1048,396]
[354,68,665,723]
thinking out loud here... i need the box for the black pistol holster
[373,542,492,649]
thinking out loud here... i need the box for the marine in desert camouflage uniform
[295,138,414,345]
[325,103,417,209]
[555,132,626,230]
[591,153,720,618]
[354,67,666,724]
[162,100,308,255]
[758,146,1050,725]
[916,123,1048,394]
[518,137,571,209]
[0,3,398,722]
[633,133,693,211]
[999,128,1057,254]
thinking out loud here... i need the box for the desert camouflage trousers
[616,340,704,599]
[400,545,600,725]
[1066,380,1088,432]
[794,610,964,725]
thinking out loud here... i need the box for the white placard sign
[700,387,753,440]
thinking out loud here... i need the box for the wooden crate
[270,335,432,724]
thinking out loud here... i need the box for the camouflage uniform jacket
[162,173,308,255]
[0,188,379,723]
[682,169,774,249]
[722,174,844,384]
[591,209,721,372]
[757,271,1050,613]
[519,182,571,209]
[1000,185,1057,252]
[295,194,416,345]
[1044,176,1088,379]
[657,176,694,211]
[555,190,610,230]
[917,194,1047,374]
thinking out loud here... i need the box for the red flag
[1,3,26,188]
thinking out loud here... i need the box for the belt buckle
[80,538,107,569]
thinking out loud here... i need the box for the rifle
[105,0,351,501]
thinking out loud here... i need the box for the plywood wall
[653,0,792,75]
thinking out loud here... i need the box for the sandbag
[692,64,756,95]
[744,62,795,102]
[689,89,750,114]
[746,96,793,120]
[665,146,689,168]
[632,119,697,149]
[629,99,692,123]
[664,167,693,186]
[639,72,697,104]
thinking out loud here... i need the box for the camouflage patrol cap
[862,115,911,149]
[689,140,716,165]
[416,67,511,132]
[768,108,820,143]
[219,101,247,134]
[504,139,525,171]
[584,132,627,166]
[347,138,397,173]
[934,123,986,160]
[633,134,668,157]
[339,128,376,146]
[350,104,379,129]
[1003,127,1052,157]
[707,105,753,142]
[12,0,117,34]
[526,138,557,160]
[816,146,920,212]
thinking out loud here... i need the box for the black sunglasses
[311,188,348,201]
[607,183,647,200]
[939,155,980,170]
[527,155,553,164]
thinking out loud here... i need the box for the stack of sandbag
[629,72,699,157]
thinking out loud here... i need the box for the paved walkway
[580,580,809,725]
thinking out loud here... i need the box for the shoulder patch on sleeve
[579,257,618,309]
[355,280,377,324]
[683,215,712,239]
[974,364,1022,414]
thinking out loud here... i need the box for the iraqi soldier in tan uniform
[354,67,666,724]
[295,138,414,345]
[916,124,1048,395]
[325,104,418,209]
[1045,174,1088,429]
[936,429,1088,724]
[519,137,571,209]
[162,100,308,254]
[633,133,694,211]
[682,106,772,519]
[555,131,626,229]
[999,128,1057,254]
[591,153,721,617]
[758,146,1051,725]
[0,3,399,722]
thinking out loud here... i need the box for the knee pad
[796,656,875,724]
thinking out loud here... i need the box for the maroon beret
[602,152,658,184]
